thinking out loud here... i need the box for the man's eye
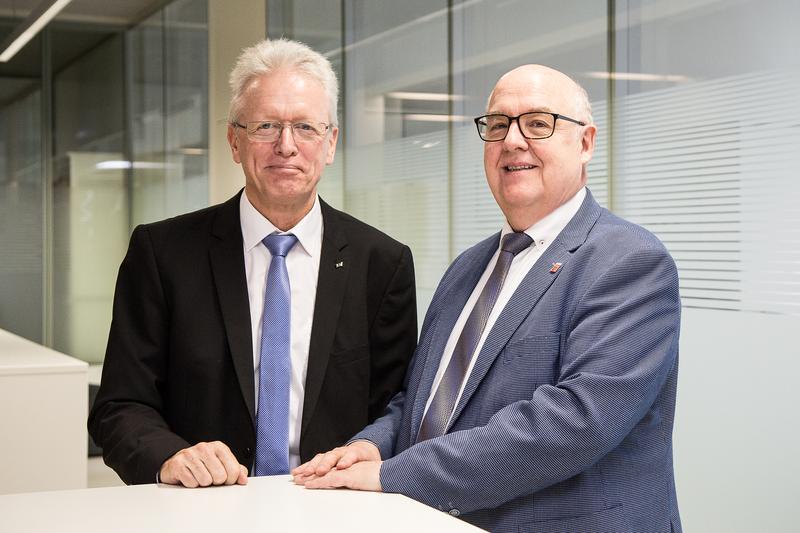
[526,120,549,129]
[488,122,508,131]
[256,122,277,130]
[294,122,316,132]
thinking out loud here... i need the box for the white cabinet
[0,329,88,494]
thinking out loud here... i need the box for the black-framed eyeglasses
[473,112,586,142]
[232,120,331,143]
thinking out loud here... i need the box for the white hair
[228,38,339,126]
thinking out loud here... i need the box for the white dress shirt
[240,191,322,469]
[423,187,587,425]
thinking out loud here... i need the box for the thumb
[237,464,249,485]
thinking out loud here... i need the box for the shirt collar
[239,191,323,258]
[501,186,586,249]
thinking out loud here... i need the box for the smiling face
[483,65,596,230]
[227,68,338,220]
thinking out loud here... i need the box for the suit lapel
[409,235,499,441]
[209,191,257,426]
[447,191,604,430]
[301,199,349,434]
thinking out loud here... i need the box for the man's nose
[503,119,528,150]
[274,125,299,156]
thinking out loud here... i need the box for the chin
[500,186,542,206]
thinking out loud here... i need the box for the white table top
[0,329,87,376]
[0,475,485,532]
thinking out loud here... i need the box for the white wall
[675,308,799,532]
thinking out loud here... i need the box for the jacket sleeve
[378,245,681,513]
[87,225,189,484]
[366,245,417,422]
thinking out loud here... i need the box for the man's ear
[227,124,242,164]
[579,123,597,166]
[325,126,339,165]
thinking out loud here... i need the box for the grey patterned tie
[416,231,533,443]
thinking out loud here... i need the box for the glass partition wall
[0,24,44,344]
[0,0,208,363]
[269,2,800,532]
[269,0,608,315]
[129,0,209,228]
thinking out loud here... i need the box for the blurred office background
[0,0,797,531]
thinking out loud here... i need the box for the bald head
[488,65,593,125]
[480,63,597,231]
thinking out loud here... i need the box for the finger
[160,452,191,486]
[162,452,200,488]
[305,470,346,490]
[159,461,178,485]
[213,445,242,485]
[293,453,324,477]
[314,448,347,476]
[204,454,229,485]
[184,454,213,487]
[334,448,363,470]
[237,464,248,485]
[308,462,381,492]
[176,462,200,488]
[293,472,318,486]
[304,472,332,489]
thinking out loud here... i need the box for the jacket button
[449,509,460,517]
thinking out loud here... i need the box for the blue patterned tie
[417,231,533,443]
[254,232,298,476]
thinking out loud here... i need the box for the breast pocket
[468,334,562,423]
[500,333,561,388]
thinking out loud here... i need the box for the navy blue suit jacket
[353,190,682,533]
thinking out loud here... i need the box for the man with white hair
[294,64,682,533]
[89,39,417,488]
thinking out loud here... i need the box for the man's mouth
[505,164,536,171]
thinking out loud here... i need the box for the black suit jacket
[88,192,417,484]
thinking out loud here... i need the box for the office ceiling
[0,0,164,25]
[0,0,165,105]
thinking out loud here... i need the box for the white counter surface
[0,475,485,532]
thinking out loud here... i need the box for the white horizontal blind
[451,123,503,256]
[614,70,800,315]
[344,129,450,314]
[587,100,609,207]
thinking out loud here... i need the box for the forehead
[239,69,329,119]
[488,69,574,115]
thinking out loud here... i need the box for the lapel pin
[335,261,344,269]
[549,262,562,273]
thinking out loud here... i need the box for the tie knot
[501,231,533,256]
[263,233,298,257]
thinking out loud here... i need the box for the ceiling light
[387,92,465,102]
[95,160,175,170]
[0,0,73,63]
[584,71,691,83]
[403,114,471,122]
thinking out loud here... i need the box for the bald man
[293,65,682,533]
